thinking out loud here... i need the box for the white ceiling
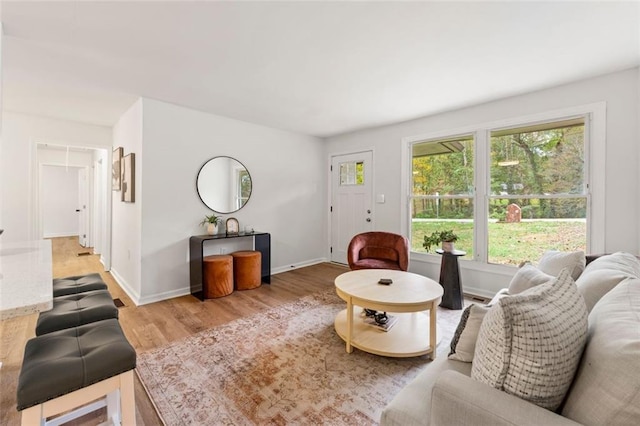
[1,1,639,138]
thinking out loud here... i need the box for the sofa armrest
[430,371,583,426]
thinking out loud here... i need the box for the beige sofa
[381,252,640,426]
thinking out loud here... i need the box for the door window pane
[340,161,364,185]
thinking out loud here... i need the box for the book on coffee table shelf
[362,314,399,332]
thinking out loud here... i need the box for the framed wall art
[121,153,135,202]
[112,147,123,191]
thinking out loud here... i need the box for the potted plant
[200,214,220,235]
[423,230,458,252]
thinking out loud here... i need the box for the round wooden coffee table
[334,269,443,358]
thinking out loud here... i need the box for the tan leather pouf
[231,250,262,290]
[203,254,234,298]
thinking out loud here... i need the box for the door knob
[366,218,371,222]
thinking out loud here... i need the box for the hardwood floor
[0,236,348,425]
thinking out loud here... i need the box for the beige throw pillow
[448,304,489,362]
[575,252,640,312]
[538,250,585,280]
[471,269,588,411]
[508,263,554,295]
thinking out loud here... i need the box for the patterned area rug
[136,289,464,425]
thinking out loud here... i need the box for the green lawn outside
[411,220,586,266]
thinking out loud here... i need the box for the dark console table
[189,232,271,301]
[435,249,465,310]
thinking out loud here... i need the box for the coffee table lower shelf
[334,308,442,358]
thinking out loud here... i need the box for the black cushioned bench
[35,289,119,336]
[17,318,136,425]
[52,273,108,297]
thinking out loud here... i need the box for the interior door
[78,167,89,247]
[330,151,373,264]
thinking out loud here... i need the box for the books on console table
[361,311,399,332]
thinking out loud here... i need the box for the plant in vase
[423,230,458,252]
[200,214,220,235]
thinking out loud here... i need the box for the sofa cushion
[35,289,119,336]
[575,251,640,312]
[538,250,585,280]
[561,277,640,425]
[380,355,472,426]
[508,263,554,295]
[359,245,399,262]
[448,304,489,362]
[17,318,136,410]
[471,269,588,411]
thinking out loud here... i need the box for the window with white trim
[409,115,589,266]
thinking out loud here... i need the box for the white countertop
[0,240,53,320]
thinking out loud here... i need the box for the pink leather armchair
[347,232,409,271]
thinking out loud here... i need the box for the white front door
[330,151,373,264]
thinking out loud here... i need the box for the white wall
[325,68,640,298]
[110,98,326,305]
[111,99,143,301]
[0,112,112,243]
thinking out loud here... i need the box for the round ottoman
[203,254,234,298]
[231,250,262,290]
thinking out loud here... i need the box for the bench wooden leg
[20,370,136,426]
[120,370,136,425]
[20,404,43,426]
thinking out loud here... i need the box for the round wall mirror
[196,156,252,213]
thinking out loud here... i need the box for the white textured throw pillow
[448,304,489,362]
[538,250,586,280]
[471,269,588,411]
[508,263,554,295]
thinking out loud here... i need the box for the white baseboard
[108,268,141,306]
[461,285,496,301]
[44,232,78,238]
[272,258,328,275]
[137,288,192,306]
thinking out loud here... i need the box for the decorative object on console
[200,214,220,236]
[112,147,123,191]
[121,153,135,202]
[225,217,239,235]
[423,229,458,252]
